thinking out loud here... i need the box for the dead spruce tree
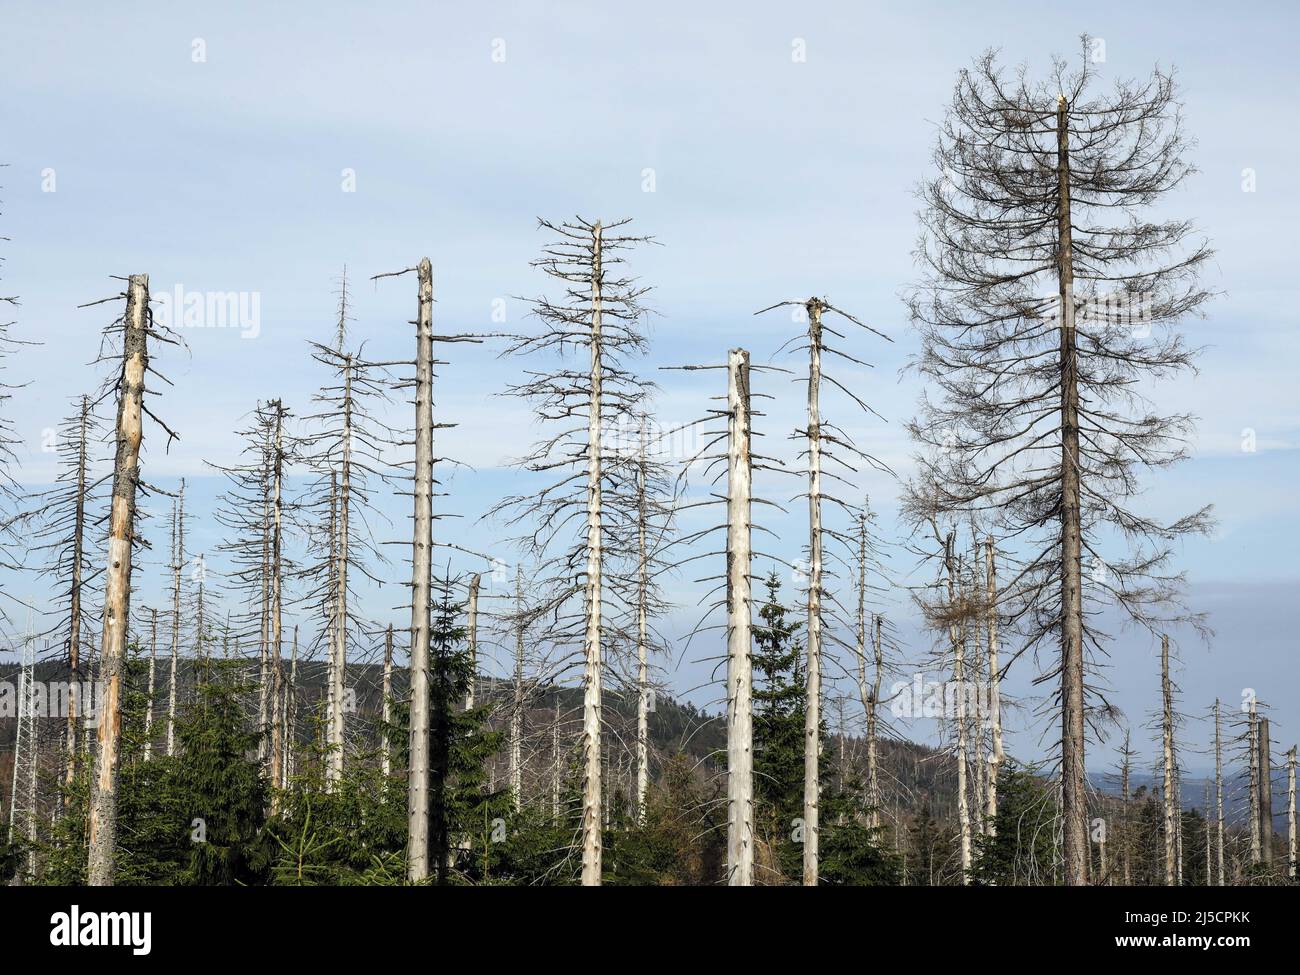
[301,268,398,784]
[211,400,298,791]
[86,273,179,886]
[907,42,1214,884]
[27,394,107,786]
[755,296,892,886]
[373,257,478,882]
[493,217,654,885]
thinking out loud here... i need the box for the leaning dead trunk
[407,257,435,882]
[87,273,149,887]
[725,348,754,886]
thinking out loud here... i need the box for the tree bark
[725,348,754,886]
[984,538,1003,835]
[268,403,286,805]
[87,273,149,886]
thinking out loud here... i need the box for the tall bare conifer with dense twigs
[907,40,1214,884]
[493,217,655,885]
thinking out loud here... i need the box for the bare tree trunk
[1161,634,1177,886]
[407,256,435,882]
[725,348,754,886]
[1056,93,1089,887]
[635,424,650,826]
[946,534,972,882]
[510,564,524,811]
[1259,716,1273,867]
[1287,745,1296,882]
[1215,699,1224,885]
[267,403,286,804]
[803,300,825,887]
[465,573,480,711]
[1121,734,1133,886]
[552,694,561,820]
[87,273,149,887]
[65,394,90,787]
[168,481,184,758]
[984,538,1003,835]
[381,624,393,778]
[285,626,297,787]
[1249,700,1260,865]
[328,357,352,784]
[580,224,605,886]
[144,608,157,761]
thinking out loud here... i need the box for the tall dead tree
[757,295,891,886]
[167,481,185,757]
[1287,745,1296,882]
[26,394,106,786]
[88,273,176,886]
[725,348,754,884]
[1214,699,1225,885]
[1248,700,1260,865]
[1258,716,1273,868]
[381,624,394,777]
[407,257,435,882]
[465,573,480,710]
[908,42,1213,884]
[1160,635,1177,886]
[495,217,654,885]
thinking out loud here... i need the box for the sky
[1,1,1297,790]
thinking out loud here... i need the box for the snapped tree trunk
[635,425,650,826]
[87,273,149,886]
[381,624,393,778]
[407,257,435,882]
[984,537,1003,834]
[1215,699,1224,885]
[725,348,754,886]
[1259,716,1272,867]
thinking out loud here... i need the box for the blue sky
[1,1,1296,786]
